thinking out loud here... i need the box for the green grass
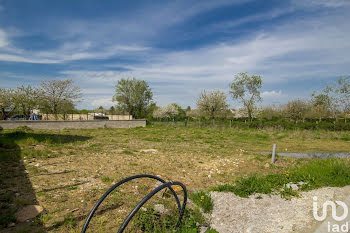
[134,206,218,233]
[101,176,113,183]
[213,158,350,198]
[189,191,214,213]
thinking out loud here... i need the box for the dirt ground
[2,126,350,232]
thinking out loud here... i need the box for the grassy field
[1,125,350,232]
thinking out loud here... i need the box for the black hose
[81,174,185,233]
[118,181,187,233]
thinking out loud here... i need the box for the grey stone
[154,204,169,215]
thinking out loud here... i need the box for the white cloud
[292,0,350,8]
[261,90,284,98]
[2,1,350,109]
[0,29,8,48]
[90,97,114,108]
[0,0,252,64]
[61,9,350,108]
[0,42,150,64]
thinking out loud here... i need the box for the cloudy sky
[0,0,350,109]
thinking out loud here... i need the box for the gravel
[209,186,350,233]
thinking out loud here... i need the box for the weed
[134,206,208,233]
[280,186,299,199]
[62,213,76,227]
[66,185,78,191]
[122,150,134,155]
[189,191,213,213]
[101,176,113,183]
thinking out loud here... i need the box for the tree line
[0,79,81,120]
[2,74,350,126]
[115,73,350,125]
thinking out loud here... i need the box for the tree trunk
[247,108,252,122]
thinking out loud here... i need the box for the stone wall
[0,120,146,130]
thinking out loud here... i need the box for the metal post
[271,144,277,164]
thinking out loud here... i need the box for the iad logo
[313,196,349,232]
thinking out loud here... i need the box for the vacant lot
[1,126,350,232]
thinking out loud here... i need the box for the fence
[149,117,350,131]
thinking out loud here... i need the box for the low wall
[41,114,132,121]
[0,120,146,130]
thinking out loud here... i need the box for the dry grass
[1,126,350,232]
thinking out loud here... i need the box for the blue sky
[0,0,350,109]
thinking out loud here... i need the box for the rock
[34,163,40,167]
[199,225,209,233]
[140,149,158,153]
[285,181,308,191]
[264,163,270,168]
[154,204,169,215]
[153,181,163,189]
[16,205,44,222]
[285,183,299,191]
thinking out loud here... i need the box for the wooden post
[230,119,232,128]
[87,112,89,120]
[271,144,277,164]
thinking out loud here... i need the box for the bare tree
[229,72,262,122]
[197,90,228,124]
[40,79,81,120]
[12,85,40,119]
[323,76,350,119]
[0,88,16,120]
[283,99,310,122]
